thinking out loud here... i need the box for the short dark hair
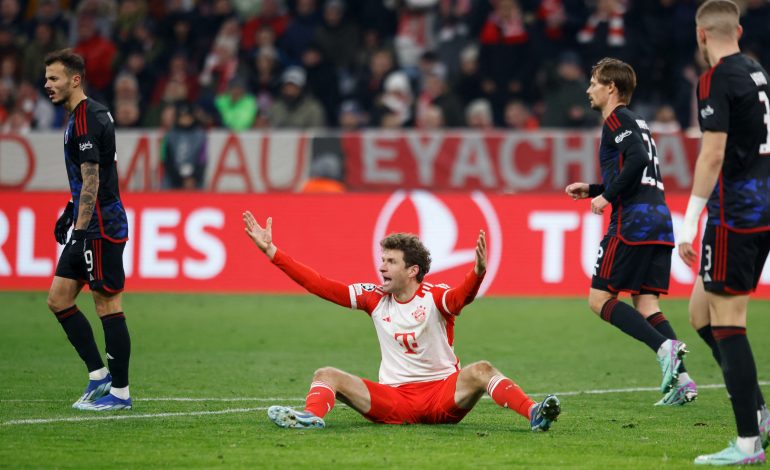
[696,0,740,39]
[44,49,86,79]
[380,233,432,283]
[591,57,636,104]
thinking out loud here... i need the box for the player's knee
[313,367,340,382]
[468,360,497,383]
[46,293,66,313]
[588,297,603,315]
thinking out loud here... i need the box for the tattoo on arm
[75,162,99,229]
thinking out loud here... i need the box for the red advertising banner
[342,131,700,192]
[1,192,767,298]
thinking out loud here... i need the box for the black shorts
[591,235,672,295]
[55,238,126,293]
[700,225,770,295]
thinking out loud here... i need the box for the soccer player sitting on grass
[242,212,561,430]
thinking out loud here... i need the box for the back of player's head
[44,49,86,79]
[696,0,740,40]
[591,57,636,104]
[381,233,432,283]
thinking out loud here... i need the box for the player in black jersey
[565,58,697,406]
[678,1,770,465]
[44,49,132,411]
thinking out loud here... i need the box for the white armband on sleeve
[679,195,708,244]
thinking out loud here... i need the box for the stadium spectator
[314,0,359,73]
[0,0,24,34]
[269,65,326,128]
[199,23,241,96]
[454,44,484,108]
[0,27,21,84]
[22,22,66,88]
[354,48,396,116]
[337,99,366,129]
[245,45,281,115]
[575,0,630,72]
[391,0,438,72]
[371,70,414,128]
[162,102,207,190]
[26,0,69,39]
[433,0,474,82]
[417,103,444,129]
[240,0,290,51]
[540,51,593,128]
[214,76,258,131]
[72,13,117,103]
[113,98,141,128]
[648,105,680,134]
[1,108,31,134]
[242,213,561,431]
[150,52,200,106]
[300,153,345,192]
[280,0,321,64]
[504,99,539,130]
[301,42,340,126]
[417,62,463,127]
[740,0,770,70]
[465,98,494,129]
[17,80,56,129]
[117,47,158,107]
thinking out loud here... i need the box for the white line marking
[2,407,268,425]
[2,381,767,426]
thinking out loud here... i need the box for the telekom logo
[372,190,501,297]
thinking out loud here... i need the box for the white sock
[678,372,691,385]
[88,367,109,381]
[110,386,130,400]
[736,436,760,454]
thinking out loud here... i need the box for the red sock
[487,375,536,419]
[304,381,335,418]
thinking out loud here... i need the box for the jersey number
[640,134,664,190]
[760,91,770,155]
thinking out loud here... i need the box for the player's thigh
[325,370,372,415]
[454,362,496,410]
[47,276,85,312]
[85,239,126,297]
[707,292,750,327]
[688,276,712,330]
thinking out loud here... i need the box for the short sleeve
[74,104,103,164]
[349,283,384,315]
[698,68,730,133]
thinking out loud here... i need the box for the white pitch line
[3,381,769,426]
[2,407,268,425]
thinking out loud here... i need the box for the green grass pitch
[1,292,768,468]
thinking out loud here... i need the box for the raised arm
[444,230,487,314]
[243,211,351,307]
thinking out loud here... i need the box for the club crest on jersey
[411,305,427,322]
[614,130,632,143]
[700,105,714,119]
[79,141,93,151]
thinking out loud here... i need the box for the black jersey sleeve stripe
[76,101,87,137]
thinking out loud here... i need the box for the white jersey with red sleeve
[271,249,484,386]
[350,270,484,386]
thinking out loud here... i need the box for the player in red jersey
[242,212,561,430]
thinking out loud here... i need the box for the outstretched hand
[475,229,487,275]
[243,211,277,259]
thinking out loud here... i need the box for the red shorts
[362,371,470,425]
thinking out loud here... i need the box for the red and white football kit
[271,249,488,423]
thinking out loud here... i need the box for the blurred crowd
[2,0,770,136]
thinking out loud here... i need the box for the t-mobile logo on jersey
[395,332,418,354]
